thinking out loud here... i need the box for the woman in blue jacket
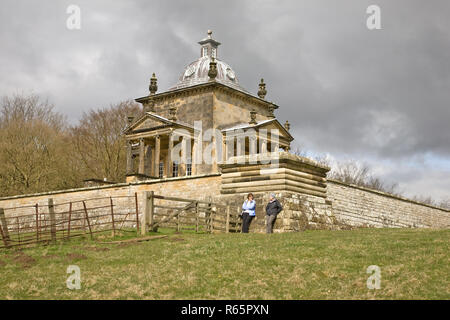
[241,193,256,233]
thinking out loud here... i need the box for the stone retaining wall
[327,180,450,229]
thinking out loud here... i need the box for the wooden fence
[0,192,242,249]
[140,191,241,234]
[0,194,140,249]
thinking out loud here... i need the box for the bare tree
[70,100,141,183]
[0,94,73,196]
[328,160,400,195]
[439,197,450,209]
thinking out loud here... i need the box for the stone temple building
[125,30,295,182]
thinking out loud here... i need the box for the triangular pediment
[124,112,172,134]
[221,118,294,141]
[124,112,195,135]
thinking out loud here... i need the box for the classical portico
[124,113,198,181]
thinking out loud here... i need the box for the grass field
[0,228,448,299]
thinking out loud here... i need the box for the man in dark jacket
[265,193,283,233]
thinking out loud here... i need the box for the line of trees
[0,93,141,197]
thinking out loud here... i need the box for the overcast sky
[1,0,449,201]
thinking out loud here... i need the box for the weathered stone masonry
[1,162,448,233]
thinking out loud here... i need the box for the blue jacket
[242,200,256,216]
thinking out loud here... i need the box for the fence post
[48,198,56,243]
[226,205,230,233]
[110,197,116,237]
[177,207,181,232]
[67,202,72,239]
[141,191,154,235]
[135,192,139,235]
[0,208,11,248]
[35,204,39,242]
[195,202,199,233]
[149,191,154,231]
[207,201,212,233]
[82,201,93,240]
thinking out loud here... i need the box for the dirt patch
[117,242,141,248]
[66,253,87,261]
[0,259,6,267]
[41,254,59,260]
[85,246,110,252]
[169,237,186,242]
[13,251,36,269]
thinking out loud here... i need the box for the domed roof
[169,31,248,93]
[170,56,246,92]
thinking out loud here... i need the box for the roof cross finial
[149,73,158,95]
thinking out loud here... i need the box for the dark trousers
[266,214,277,233]
[242,212,254,233]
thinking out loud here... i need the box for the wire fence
[0,194,139,249]
[0,192,243,249]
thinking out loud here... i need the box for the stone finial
[149,73,158,95]
[268,103,275,118]
[208,57,217,80]
[168,105,177,121]
[207,30,213,38]
[127,116,134,125]
[284,120,290,131]
[257,78,267,99]
[249,109,257,124]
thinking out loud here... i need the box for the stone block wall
[1,166,449,234]
[327,180,450,228]
[0,175,222,228]
[214,191,337,233]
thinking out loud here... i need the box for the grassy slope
[0,228,448,299]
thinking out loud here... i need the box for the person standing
[241,193,256,233]
[265,193,282,233]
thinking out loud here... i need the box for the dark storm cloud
[0,0,449,199]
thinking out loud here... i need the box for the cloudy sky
[1,0,449,201]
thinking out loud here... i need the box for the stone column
[150,143,156,177]
[167,132,173,178]
[192,137,198,175]
[261,139,267,154]
[154,135,160,178]
[144,145,152,176]
[138,138,145,174]
[126,140,133,174]
[249,135,257,164]
[180,136,187,176]
[222,135,227,164]
[225,136,235,163]
[236,135,244,157]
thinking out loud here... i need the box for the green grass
[0,228,448,299]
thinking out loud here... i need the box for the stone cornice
[135,81,280,110]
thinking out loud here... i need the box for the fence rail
[0,192,242,249]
